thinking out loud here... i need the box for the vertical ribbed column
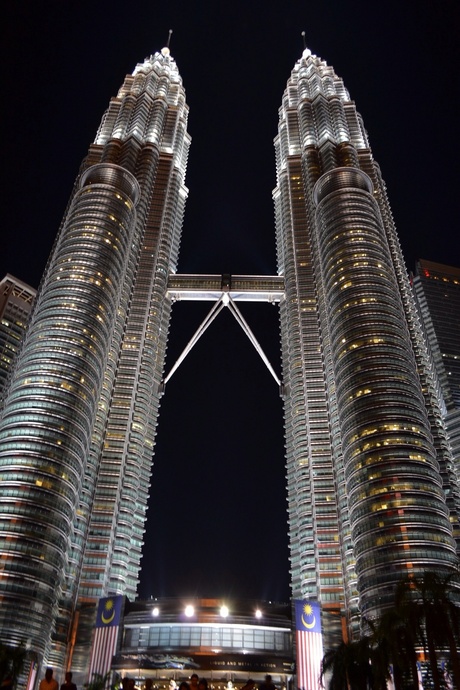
[0,163,139,660]
[313,168,458,617]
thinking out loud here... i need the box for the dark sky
[1,1,459,603]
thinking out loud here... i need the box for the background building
[411,260,460,411]
[0,275,36,399]
[411,259,460,507]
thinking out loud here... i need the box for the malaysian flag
[295,600,323,690]
[87,595,124,683]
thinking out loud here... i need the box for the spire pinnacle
[301,30,311,58]
[161,30,173,57]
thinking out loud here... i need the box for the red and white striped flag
[87,595,124,683]
[295,600,323,690]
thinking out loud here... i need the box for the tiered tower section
[274,48,460,644]
[0,48,190,666]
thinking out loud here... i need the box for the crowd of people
[38,669,277,690]
[39,671,76,690]
[144,674,276,690]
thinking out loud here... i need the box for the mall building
[112,598,293,689]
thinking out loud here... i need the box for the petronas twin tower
[0,44,459,674]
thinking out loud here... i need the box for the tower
[274,47,460,644]
[0,47,190,668]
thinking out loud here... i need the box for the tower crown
[131,49,181,83]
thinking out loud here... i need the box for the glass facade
[123,624,291,655]
[274,48,460,646]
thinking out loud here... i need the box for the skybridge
[163,273,285,390]
[166,273,285,302]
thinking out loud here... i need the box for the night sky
[2,1,459,603]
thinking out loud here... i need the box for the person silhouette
[40,669,58,690]
[258,676,275,690]
[60,672,77,690]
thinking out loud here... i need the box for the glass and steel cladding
[0,48,190,667]
[274,48,460,643]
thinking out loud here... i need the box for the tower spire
[301,30,306,50]
[161,29,173,57]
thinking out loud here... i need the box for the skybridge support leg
[161,292,282,392]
